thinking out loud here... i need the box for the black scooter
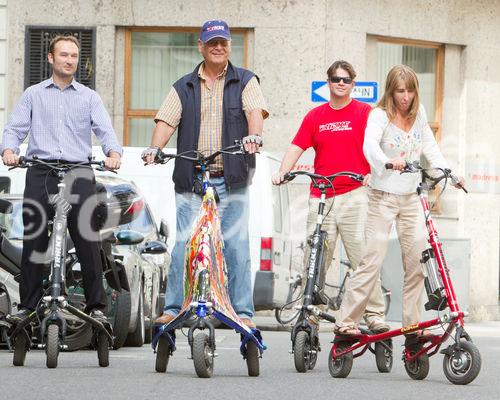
[2,157,117,368]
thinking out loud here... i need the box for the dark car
[0,175,170,350]
[100,177,170,348]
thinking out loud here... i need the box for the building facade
[2,0,500,320]
[0,0,7,136]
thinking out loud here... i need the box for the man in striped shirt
[1,35,123,323]
[144,20,268,329]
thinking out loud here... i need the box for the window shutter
[25,26,96,89]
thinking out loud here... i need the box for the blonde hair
[377,65,420,124]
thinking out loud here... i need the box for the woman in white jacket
[334,64,464,336]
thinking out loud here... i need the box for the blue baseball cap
[199,20,231,43]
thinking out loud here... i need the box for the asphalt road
[0,320,498,400]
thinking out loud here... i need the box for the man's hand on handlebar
[142,147,159,165]
[2,149,20,167]
[242,135,263,155]
[105,151,122,170]
[272,170,288,185]
[362,173,371,186]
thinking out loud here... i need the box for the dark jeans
[19,164,106,312]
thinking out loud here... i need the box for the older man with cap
[144,20,268,328]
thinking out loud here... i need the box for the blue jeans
[163,177,254,318]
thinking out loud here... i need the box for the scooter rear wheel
[404,346,429,380]
[13,332,28,366]
[245,340,260,377]
[375,340,393,373]
[442,340,481,385]
[46,324,60,369]
[97,330,110,367]
[329,342,353,378]
[155,335,171,373]
[192,331,214,378]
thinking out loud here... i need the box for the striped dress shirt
[1,77,123,162]
[155,63,268,171]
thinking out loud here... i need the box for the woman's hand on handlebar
[386,157,406,171]
[451,175,466,190]
[2,149,20,167]
[242,135,263,154]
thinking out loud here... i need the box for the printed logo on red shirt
[318,121,352,132]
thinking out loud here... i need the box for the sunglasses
[329,76,353,84]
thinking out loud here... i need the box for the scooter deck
[151,307,266,355]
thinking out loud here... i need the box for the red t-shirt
[292,99,371,197]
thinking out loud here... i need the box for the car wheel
[124,283,145,347]
[112,290,132,349]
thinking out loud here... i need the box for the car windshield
[0,200,23,240]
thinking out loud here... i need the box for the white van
[0,146,298,312]
[96,147,298,312]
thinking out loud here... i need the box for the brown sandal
[416,329,434,338]
[334,326,361,336]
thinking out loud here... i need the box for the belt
[209,170,224,178]
[41,159,88,165]
[194,169,224,177]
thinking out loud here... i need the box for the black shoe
[6,308,33,324]
[89,309,108,324]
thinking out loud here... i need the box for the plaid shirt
[155,63,268,171]
[1,77,123,161]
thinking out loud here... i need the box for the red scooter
[329,162,481,385]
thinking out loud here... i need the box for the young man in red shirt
[272,60,387,331]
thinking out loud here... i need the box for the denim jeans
[163,177,254,318]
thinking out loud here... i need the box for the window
[124,28,249,146]
[25,26,95,89]
[127,206,155,235]
[368,36,445,211]
[0,176,9,194]
[368,36,444,140]
[0,199,23,239]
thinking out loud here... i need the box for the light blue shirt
[1,77,123,162]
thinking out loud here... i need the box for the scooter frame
[330,163,481,385]
[8,157,113,368]
[151,142,265,378]
[283,170,364,373]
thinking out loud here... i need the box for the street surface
[1,318,498,400]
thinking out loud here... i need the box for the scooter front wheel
[329,342,353,378]
[245,340,260,377]
[13,332,28,366]
[192,331,214,378]
[46,324,60,369]
[442,340,481,385]
[155,335,171,373]
[294,330,317,372]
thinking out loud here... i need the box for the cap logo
[207,25,225,32]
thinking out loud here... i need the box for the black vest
[172,61,257,193]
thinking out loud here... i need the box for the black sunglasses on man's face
[329,76,353,84]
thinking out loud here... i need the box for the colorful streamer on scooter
[177,187,246,327]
